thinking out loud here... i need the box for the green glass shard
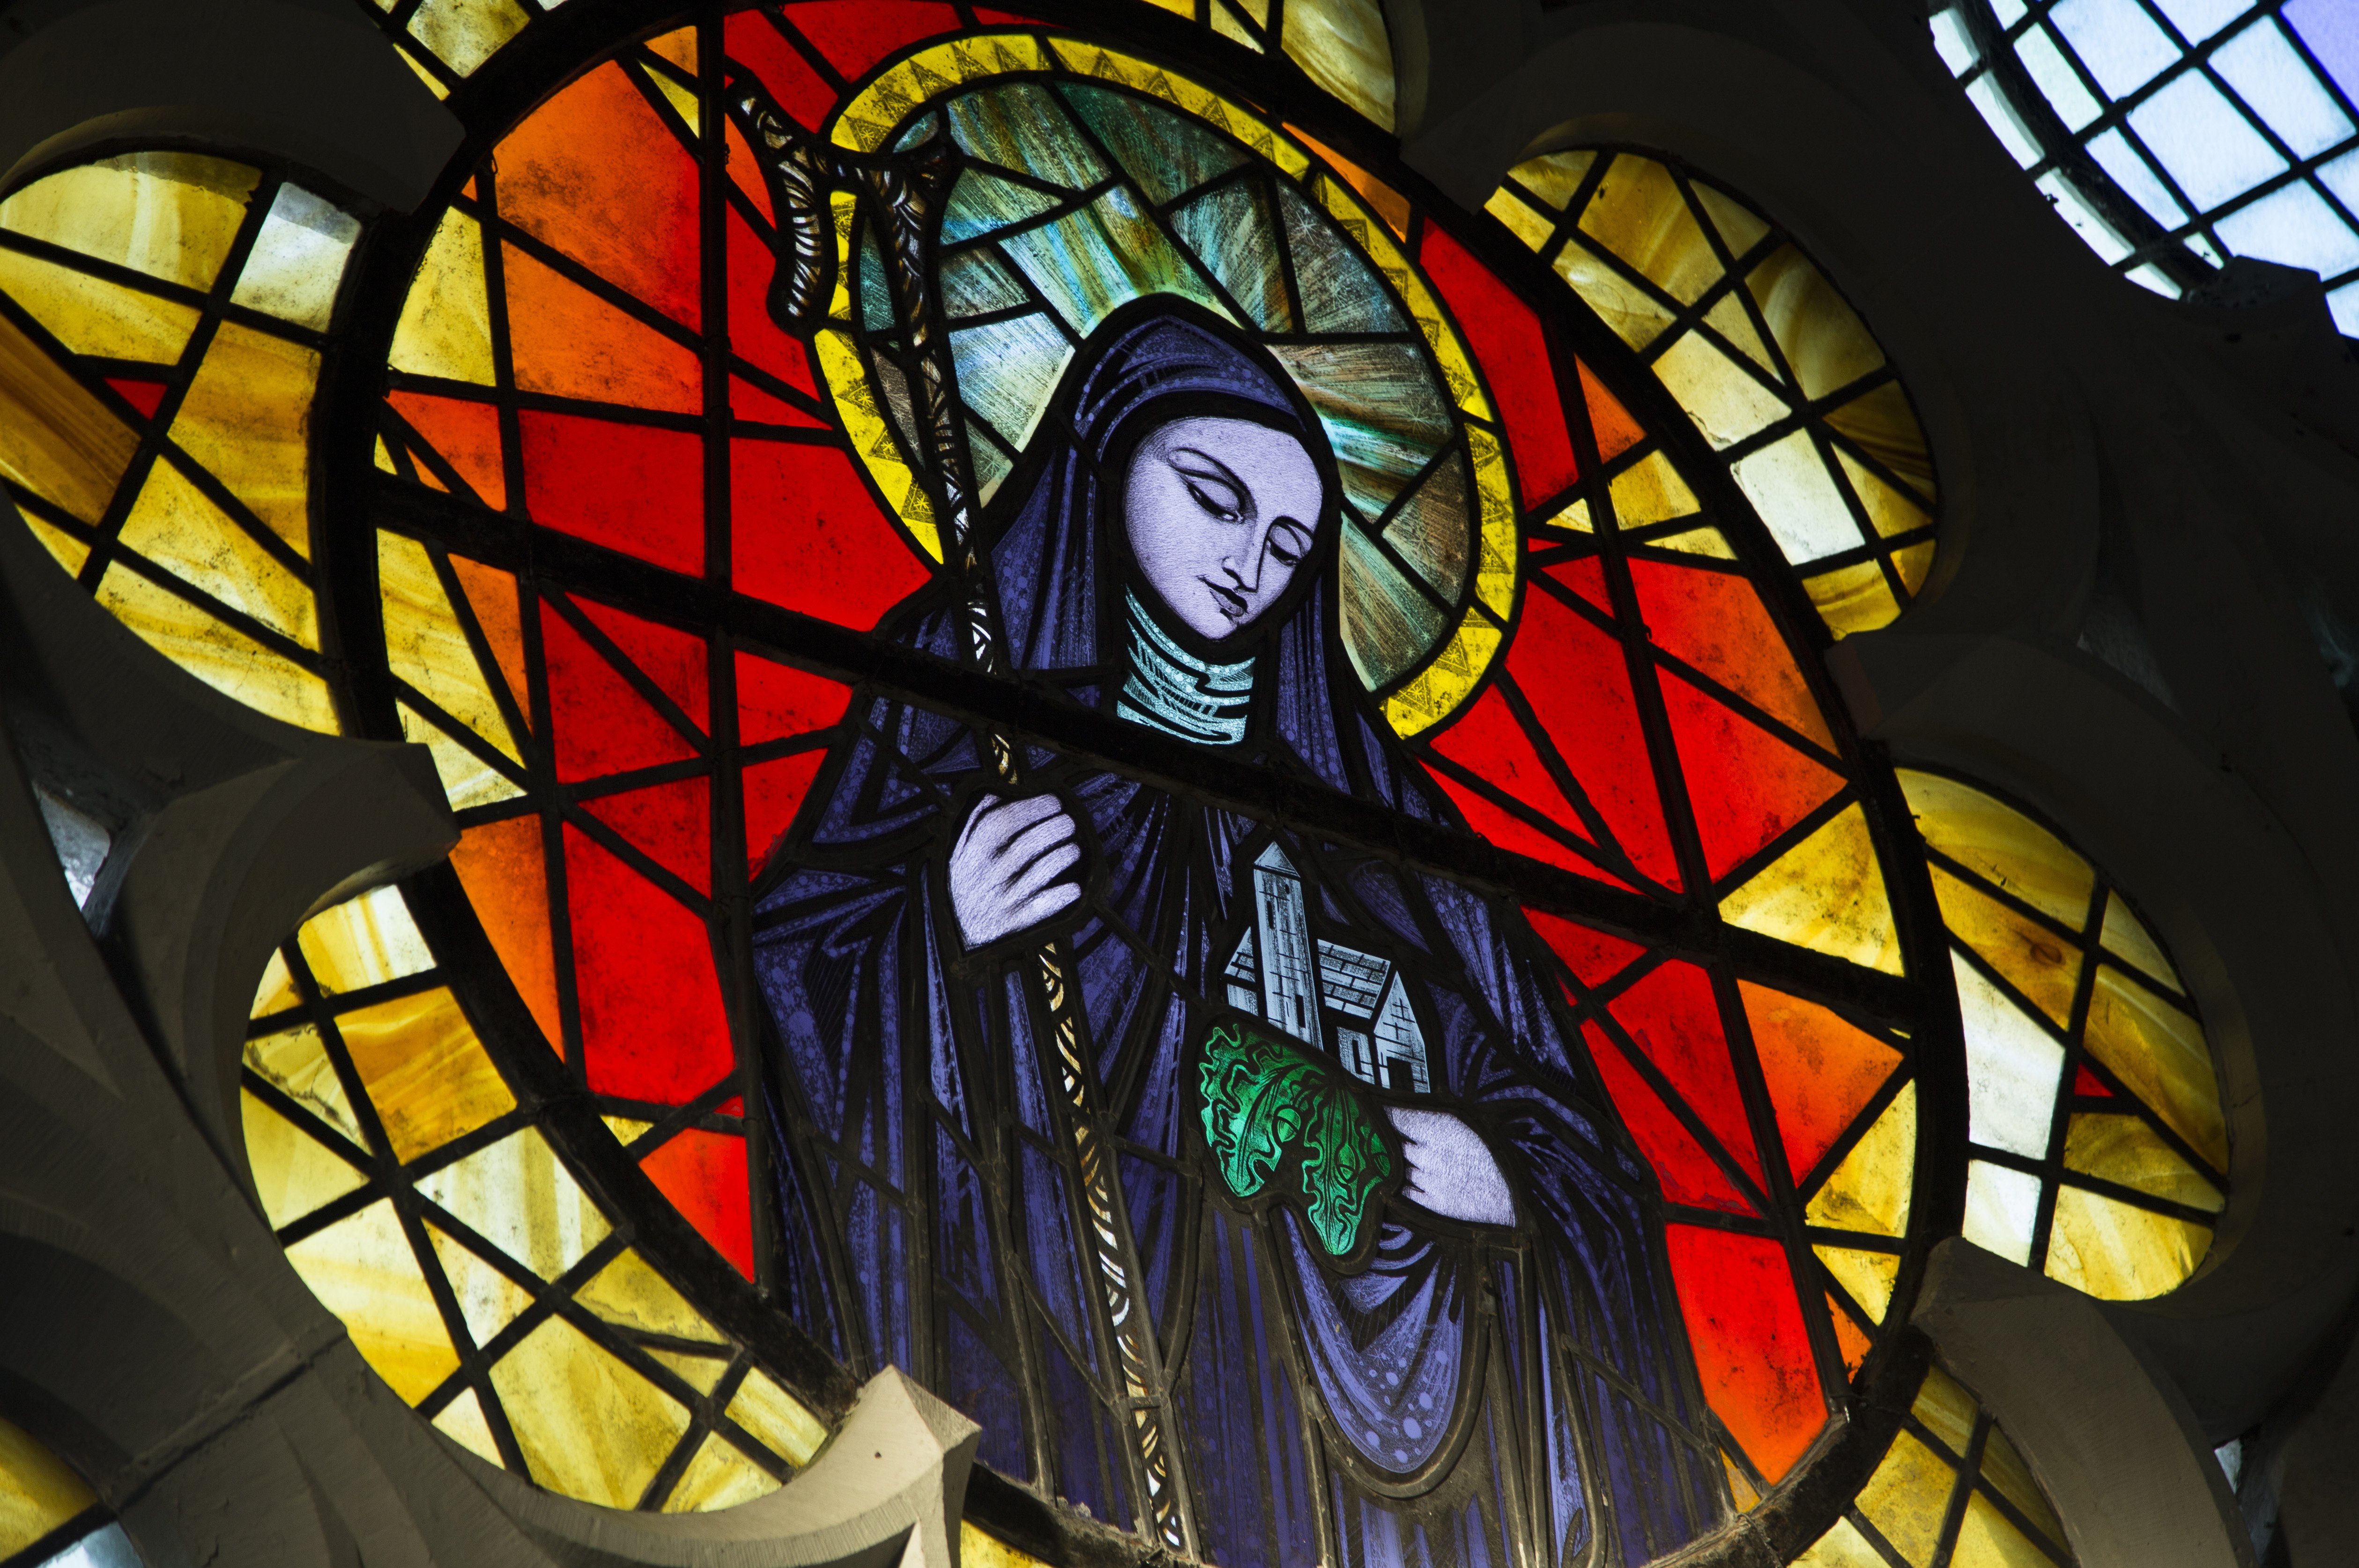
[1057,82,1246,205]
[940,170,1064,246]
[1268,339,1450,522]
[1274,179,1406,333]
[943,84,1108,192]
[1170,178,1294,332]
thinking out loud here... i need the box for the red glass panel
[724,10,841,131]
[971,8,1044,22]
[1608,960,1765,1186]
[564,824,734,1103]
[1826,1293,1871,1379]
[744,750,827,874]
[737,650,849,744]
[520,410,704,575]
[1540,555,1611,617]
[1657,672,1844,883]
[1522,907,1645,991]
[1430,774,1632,891]
[388,390,506,510]
[583,777,712,895]
[450,814,562,1050]
[782,1,961,78]
[505,246,702,415]
[1417,225,1579,505]
[1505,586,1681,889]
[722,115,773,225]
[1665,1225,1824,1483]
[2073,1064,2112,1098]
[733,440,933,628]
[105,377,167,419]
[1628,559,1833,749]
[1588,1024,1752,1214]
[728,207,820,398]
[1737,980,1900,1184]
[641,1128,756,1279]
[732,377,823,428]
[541,601,697,781]
[494,63,701,328]
[576,599,709,732]
[1429,685,1598,852]
[1578,360,1644,463]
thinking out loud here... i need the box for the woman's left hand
[1384,1108,1514,1225]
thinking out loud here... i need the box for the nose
[1223,522,1270,592]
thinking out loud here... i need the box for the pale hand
[948,792,1083,949]
[1385,1107,1515,1226]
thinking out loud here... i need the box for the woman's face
[1123,415,1325,642]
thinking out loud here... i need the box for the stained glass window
[0,1416,141,1568]
[1931,0,2359,329]
[0,3,2159,1564]
[1899,770,2227,1299]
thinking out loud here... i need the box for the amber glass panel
[0,1417,98,1557]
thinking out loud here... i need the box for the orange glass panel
[504,245,700,414]
[1578,359,1645,462]
[1740,981,1901,1183]
[449,555,531,717]
[450,815,563,1050]
[389,391,507,510]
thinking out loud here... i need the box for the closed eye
[1266,521,1313,566]
[1185,478,1242,522]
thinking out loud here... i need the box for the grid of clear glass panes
[1929,0,2359,332]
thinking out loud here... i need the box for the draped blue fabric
[751,303,1727,1567]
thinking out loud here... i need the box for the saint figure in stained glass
[752,302,1725,1568]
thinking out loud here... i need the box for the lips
[1202,577,1250,621]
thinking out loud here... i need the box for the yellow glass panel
[2099,890,2183,993]
[1928,865,2081,1029]
[1788,1516,1892,1568]
[1855,1429,1961,1568]
[664,1432,780,1513]
[415,1128,610,1280]
[601,1115,655,1144]
[23,514,89,573]
[1895,771,2096,931]
[168,323,319,556]
[1577,156,1722,304]
[397,42,452,99]
[1745,245,1885,402]
[1654,332,1790,451]
[379,530,522,763]
[391,209,495,385]
[1824,380,1936,503]
[1802,559,1902,639]
[0,246,201,363]
[2083,967,2226,1170]
[424,1224,536,1348]
[2045,1184,2211,1299]
[1731,432,1861,565]
[284,1198,461,1403]
[408,0,532,75]
[1894,540,1936,595]
[726,1368,828,1467]
[2063,1114,2224,1211]
[374,434,397,473]
[1552,238,1677,349]
[1834,447,1933,541]
[245,1021,365,1150]
[241,1087,367,1228]
[229,184,361,331]
[1211,2,1264,50]
[649,1348,730,1396]
[299,884,435,995]
[1911,1365,1980,1459]
[1806,1082,1916,1239]
[95,565,337,731]
[841,35,1059,157]
[490,1315,690,1507]
[1282,0,1395,130]
[1962,1160,2041,1266]
[1814,1244,1900,1324]
[1380,611,1501,738]
[1467,425,1517,618]
[1509,151,1596,214]
[0,311,138,524]
[336,987,514,1163]
[1607,450,1700,526]
[1723,1454,1761,1511]
[1719,803,1904,975]
[1703,290,1777,376]
[1547,497,1592,533]
[1951,1487,2061,1568]
[399,703,526,811]
[1980,1424,2068,1550]
[1484,186,1557,252]
[1691,182,1771,260]
[1651,525,1738,560]
[116,457,314,646]
[431,1387,503,1464]
[250,946,301,1021]
[0,1416,96,1558]
[815,325,940,560]
[0,153,257,291]
[642,64,702,138]
[576,1250,727,1344]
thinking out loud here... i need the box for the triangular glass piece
[1739,981,1901,1183]
[1659,670,1845,882]
[1803,1081,1915,1239]
[1719,803,1902,974]
[1587,1023,1754,1213]
[415,1127,612,1279]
